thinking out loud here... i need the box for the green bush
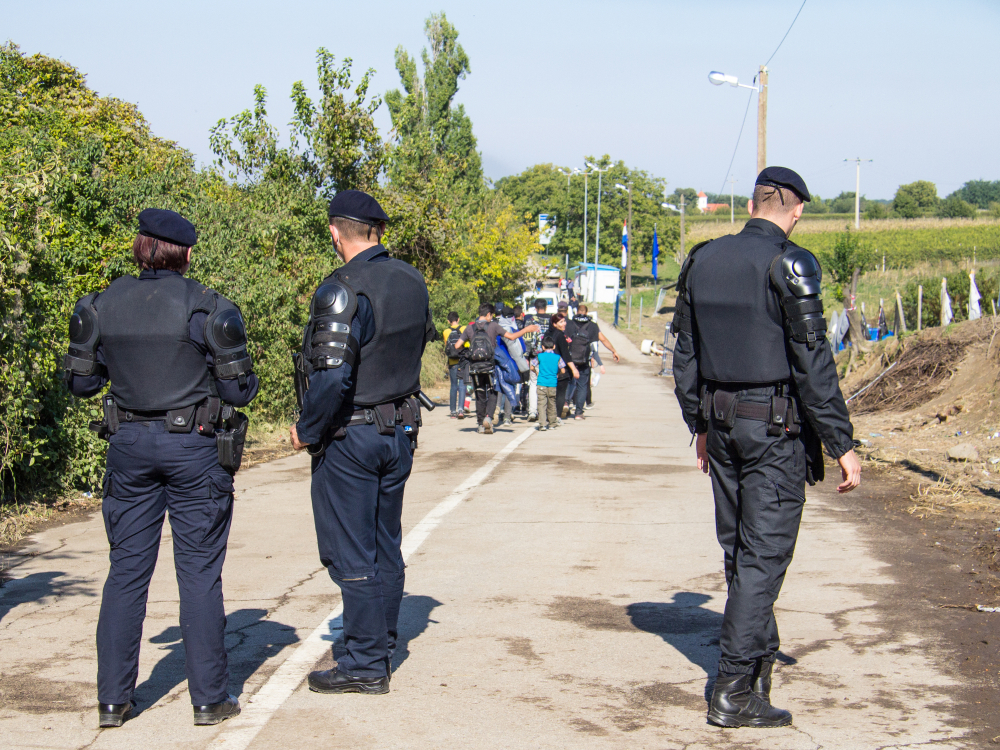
[900,269,998,327]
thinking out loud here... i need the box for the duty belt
[345,405,404,427]
[731,401,772,422]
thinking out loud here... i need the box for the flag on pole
[621,220,628,268]
[969,270,982,320]
[941,277,953,326]
[651,228,659,282]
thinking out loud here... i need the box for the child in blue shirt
[533,339,565,429]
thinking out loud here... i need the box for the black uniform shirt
[67,269,260,407]
[294,252,381,445]
[673,219,854,459]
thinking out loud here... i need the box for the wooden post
[639,297,643,332]
[895,291,907,333]
[917,285,923,331]
[628,294,632,328]
[846,267,872,351]
[625,183,632,312]
[757,66,768,174]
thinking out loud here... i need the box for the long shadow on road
[135,608,299,711]
[0,571,96,624]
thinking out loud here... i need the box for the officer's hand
[837,449,862,493]
[696,433,709,474]
[289,424,308,451]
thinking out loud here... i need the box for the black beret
[138,208,198,246]
[755,166,811,202]
[328,190,390,224]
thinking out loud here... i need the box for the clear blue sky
[6,0,998,200]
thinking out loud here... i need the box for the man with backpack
[456,303,538,434]
[443,311,468,418]
[566,305,619,419]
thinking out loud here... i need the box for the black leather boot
[193,694,241,726]
[98,701,135,728]
[707,671,792,728]
[308,669,389,695]
[753,660,775,701]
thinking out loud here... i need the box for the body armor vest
[333,250,430,406]
[688,229,792,384]
[96,274,215,410]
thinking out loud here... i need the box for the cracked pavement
[0,320,972,749]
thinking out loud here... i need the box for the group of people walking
[443,298,619,433]
[64,167,863,734]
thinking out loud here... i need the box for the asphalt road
[0,320,969,749]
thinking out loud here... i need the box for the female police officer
[64,209,259,727]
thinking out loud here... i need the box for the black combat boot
[707,671,792,728]
[752,659,774,701]
[308,669,389,695]
[193,694,241,726]
[98,700,135,728]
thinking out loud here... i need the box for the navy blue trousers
[706,387,807,676]
[97,422,234,705]
[311,424,412,678]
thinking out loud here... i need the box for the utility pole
[728,176,738,224]
[582,171,589,297]
[679,194,686,266]
[625,181,633,308]
[757,65,768,174]
[844,158,873,230]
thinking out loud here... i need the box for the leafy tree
[864,201,889,220]
[990,202,1000,219]
[949,180,1000,210]
[496,157,680,277]
[705,192,749,209]
[666,188,698,211]
[816,229,874,302]
[893,180,939,218]
[827,191,866,214]
[937,194,978,218]
[802,195,829,214]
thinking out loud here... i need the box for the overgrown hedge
[806,223,1000,268]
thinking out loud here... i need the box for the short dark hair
[331,216,382,242]
[542,338,556,350]
[577,304,588,314]
[534,298,547,310]
[447,311,459,323]
[513,305,523,317]
[478,303,495,317]
[132,234,189,272]
[751,185,802,214]
[550,312,566,328]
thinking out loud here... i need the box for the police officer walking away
[290,190,436,694]
[671,168,861,728]
[64,209,259,727]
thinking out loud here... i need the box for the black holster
[398,395,422,450]
[711,390,738,430]
[89,394,120,441]
[216,406,249,473]
[372,403,398,436]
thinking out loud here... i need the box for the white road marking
[209,426,536,750]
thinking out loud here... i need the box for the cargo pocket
[201,475,235,546]
[101,470,121,546]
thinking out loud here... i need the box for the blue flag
[651,228,659,282]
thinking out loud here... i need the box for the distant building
[697,191,708,212]
[705,203,729,214]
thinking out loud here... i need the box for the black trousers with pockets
[706,386,807,676]
[98,421,234,706]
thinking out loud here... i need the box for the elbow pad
[205,296,253,381]
[64,293,105,377]
[770,248,827,347]
[306,279,360,370]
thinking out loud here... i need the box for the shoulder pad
[770,247,822,298]
[307,278,360,370]
[64,292,104,377]
[205,295,253,382]
[676,240,711,292]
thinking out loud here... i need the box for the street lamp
[556,167,582,272]
[585,161,610,304]
[615,182,634,308]
[709,67,768,174]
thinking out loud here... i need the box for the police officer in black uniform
[290,190,436,694]
[672,167,861,728]
[64,209,259,727]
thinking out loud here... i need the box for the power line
[764,0,808,68]
[716,0,808,194]
[719,84,756,196]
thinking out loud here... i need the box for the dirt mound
[845,323,992,414]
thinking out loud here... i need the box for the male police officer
[672,167,861,728]
[64,209,258,727]
[290,190,436,694]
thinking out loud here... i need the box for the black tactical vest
[96,273,215,410]
[687,221,792,384]
[334,248,430,406]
